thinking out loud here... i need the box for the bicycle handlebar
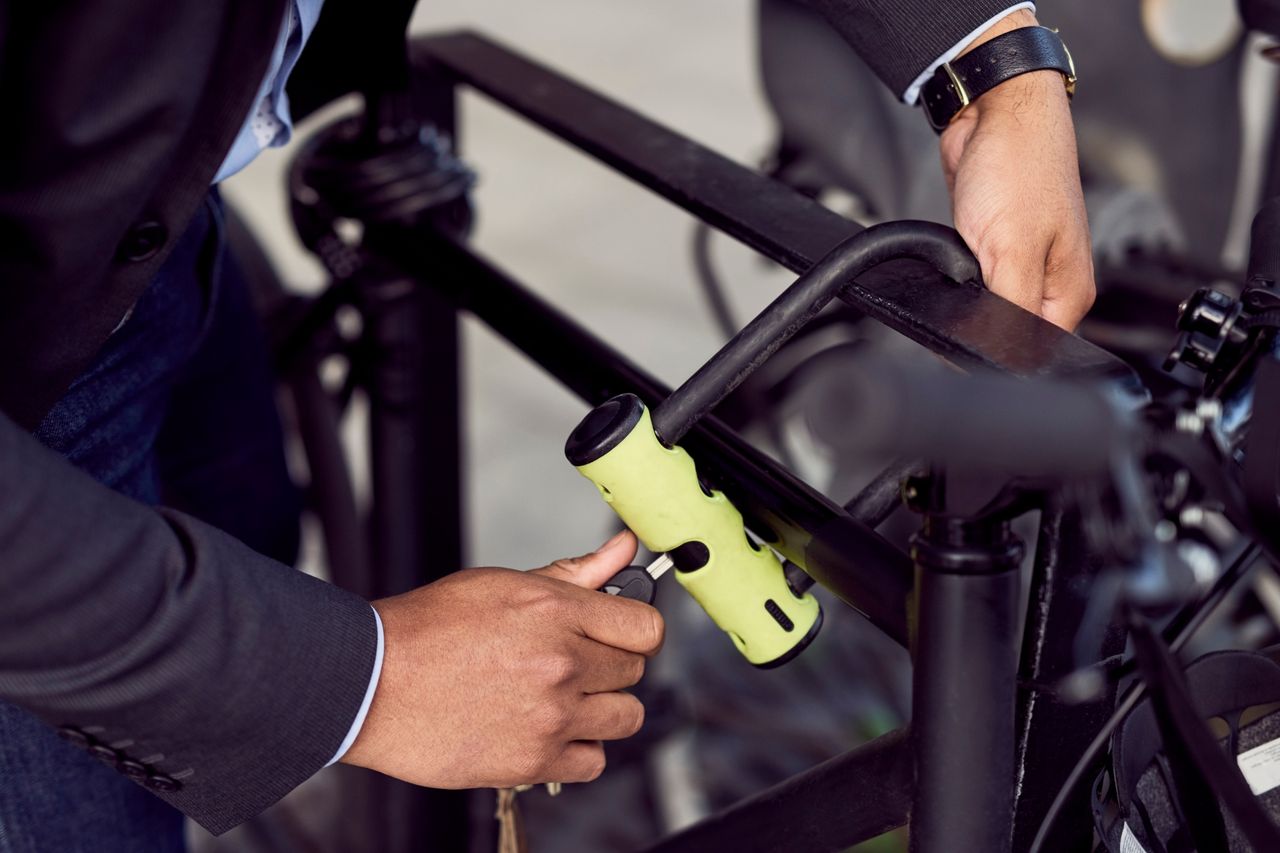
[808,357,1132,480]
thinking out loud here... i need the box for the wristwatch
[921,26,1077,134]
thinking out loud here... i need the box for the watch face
[1141,0,1242,66]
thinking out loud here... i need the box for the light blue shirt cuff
[326,606,385,766]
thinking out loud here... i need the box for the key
[601,554,674,604]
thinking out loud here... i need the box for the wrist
[930,13,1074,136]
[955,67,1070,125]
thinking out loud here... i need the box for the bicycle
[217,15,1280,853]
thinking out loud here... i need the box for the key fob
[602,566,656,604]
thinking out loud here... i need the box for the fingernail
[598,530,628,552]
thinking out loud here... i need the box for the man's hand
[939,10,1095,331]
[341,531,663,789]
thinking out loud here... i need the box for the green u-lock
[565,393,822,667]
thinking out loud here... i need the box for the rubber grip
[569,397,821,666]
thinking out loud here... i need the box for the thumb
[534,530,638,589]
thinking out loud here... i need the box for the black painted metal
[909,509,1024,853]
[639,728,913,853]
[368,228,916,646]
[224,202,374,598]
[287,354,370,596]
[365,274,442,587]
[356,270,471,853]
[651,221,980,445]
[845,458,919,528]
[1012,504,1125,853]
[353,29,1149,852]
[334,66,474,853]
[409,30,1138,388]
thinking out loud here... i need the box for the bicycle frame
[296,30,1146,852]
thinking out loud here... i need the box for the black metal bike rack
[297,29,1146,853]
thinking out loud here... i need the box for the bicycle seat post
[905,471,1025,853]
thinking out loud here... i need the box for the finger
[569,692,645,742]
[1040,236,1096,332]
[572,594,665,655]
[543,741,607,784]
[532,531,664,654]
[1041,289,1093,332]
[534,530,637,589]
[570,637,647,694]
[975,238,1048,320]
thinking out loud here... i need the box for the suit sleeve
[793,0,1025,98]
[0,409,378,835]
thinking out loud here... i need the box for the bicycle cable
[691,222,739,341]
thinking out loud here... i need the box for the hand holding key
[340,530,664,790]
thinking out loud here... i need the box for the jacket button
[89,744,120,766]
[56,727,91,749]
[116,221,168,263]
[145,774,182,793]
[119,760,149,779]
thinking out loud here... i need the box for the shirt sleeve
[793,0,1032,100]
[327,606,386,765]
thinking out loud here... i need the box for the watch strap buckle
[1062,41,1078,97]
[924,62,972,133]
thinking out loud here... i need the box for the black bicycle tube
[650,221,980,445]
[909,510,1023,853]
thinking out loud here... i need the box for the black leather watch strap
[921,26,1076,134]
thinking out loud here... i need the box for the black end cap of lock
[752,603,825,670]
[565,394,646,467]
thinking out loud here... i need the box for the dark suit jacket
[0,407,379,834]
[0,0,1016,833]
